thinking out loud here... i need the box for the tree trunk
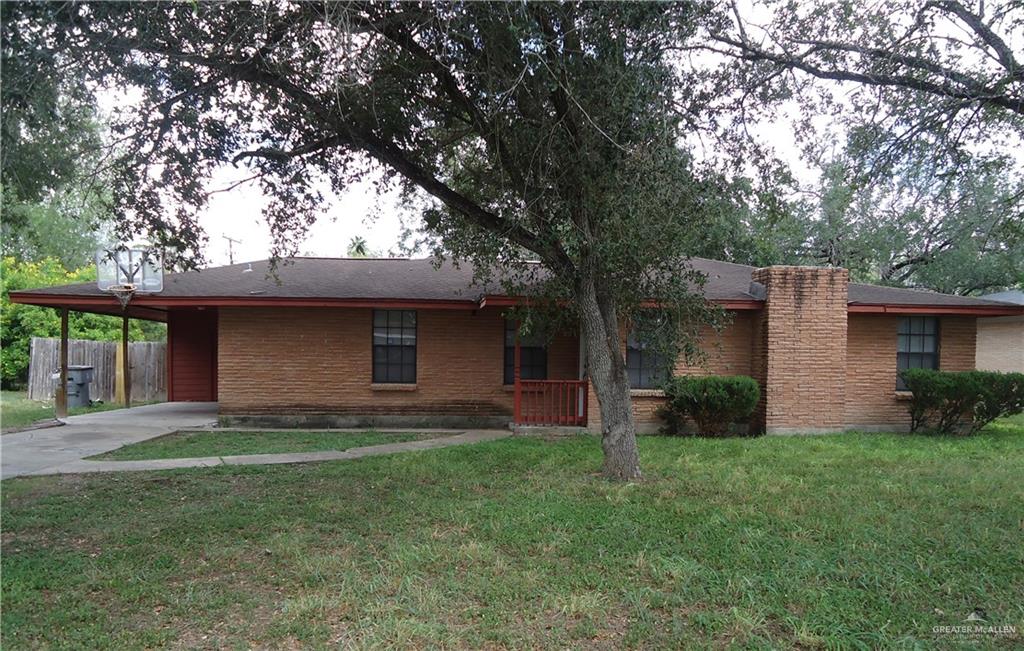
[577,274,641,480]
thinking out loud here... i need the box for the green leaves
[659,375,761,437]
[900,369,1024,435]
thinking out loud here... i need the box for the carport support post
[122,315,131,408]
[56,308,69,418]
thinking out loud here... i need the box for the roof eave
[14,290,1020,318]
[479,294,765,310]
[7,292,483,313]
[848,303,1024,316]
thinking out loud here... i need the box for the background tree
[1,8,112,266]
[794,148,1022,293]
[346,235,377,258]
[1,3,164,391]
[701,0,1023,293]
[711,0,1023,169]
[0,257,165,388]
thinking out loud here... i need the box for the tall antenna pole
[222,235,241,264]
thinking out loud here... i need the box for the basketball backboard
[96,247,164,293]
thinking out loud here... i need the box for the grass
[3,420,1023,649]
[0,390,149,432]
[89,430,440,461]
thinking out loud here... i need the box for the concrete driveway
[1,402,218,480]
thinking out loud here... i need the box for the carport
[7,289,219,412]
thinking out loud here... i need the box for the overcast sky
[200,163,413,266]
[96,104,815,270]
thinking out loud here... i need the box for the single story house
[976,290,1024,373]
[11,257,1023,434]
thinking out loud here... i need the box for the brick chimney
[750,266,849,434]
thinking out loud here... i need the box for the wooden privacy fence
[27,337,167,403]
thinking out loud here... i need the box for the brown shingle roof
[11,256,1018,309]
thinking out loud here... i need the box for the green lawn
[3,421,1022,649]
[0,390,151,432]
[90,429,440,460]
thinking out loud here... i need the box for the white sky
[201,164,414,266]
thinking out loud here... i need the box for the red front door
[168,309,218,401]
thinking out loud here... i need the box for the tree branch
[713,33,1024,115]
[924,0,1023,80]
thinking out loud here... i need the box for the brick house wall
[939,317,978,372]
[976,316,1024,372]
[215,266,982,433]
[753,266,849,434]
[218,306,577,420]
[844,314,977,430]
[844,315,907,429]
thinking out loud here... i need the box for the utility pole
[222,235,241,264]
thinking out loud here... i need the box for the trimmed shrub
[900,369,1024,435]
[659,375,760,437]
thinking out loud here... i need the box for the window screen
[896,316,938,390]
[373,310,416,383]
[504,320,547,384]
[626,332,671,389]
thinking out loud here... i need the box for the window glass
[896,316,938,389]
[504,320,547,384]
[626,332,671,389]
[372,310,416,383]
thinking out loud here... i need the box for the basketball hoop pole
[108,287,136,408]
[108,288,135,408]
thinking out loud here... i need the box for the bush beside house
[659,375,760,437]
[901,369,1024,435]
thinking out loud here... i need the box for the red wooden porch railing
[514,379,589,426]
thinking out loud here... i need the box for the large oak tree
[4,1,1021,478]
[3,1,748,479]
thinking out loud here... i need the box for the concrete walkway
[1,402,218,479]
[20,430,510,476]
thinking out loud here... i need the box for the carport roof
[9,256,1022,318]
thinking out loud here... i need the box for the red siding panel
[168,309,218,401]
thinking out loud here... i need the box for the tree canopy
[701,0,1023,294]
[727,143,1024,294]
